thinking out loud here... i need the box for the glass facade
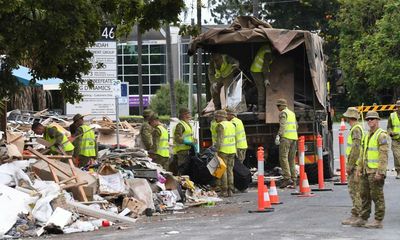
[117,42,166,96]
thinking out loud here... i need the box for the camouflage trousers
[250,72,267,109]
[152,154,170,171]
[218,152,235,192]
[236,148,247,163]
[348,172,361,217]
[360,173,385,221]
[392,139,400,172]
[279,138,297,181]
[172,150,190,176]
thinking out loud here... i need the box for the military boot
[350,218,367,227]
[227,189,233,197]
[219,190,228,198]
[364,220,383,229]
[396,171,400,179]
[341,216,358,225]
[279,179,293,189]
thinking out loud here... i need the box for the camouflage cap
[343,107,360,120]
[396,100,400,107]
[276,98,287,106]
[148,113,159,121]
[225,107,237,116]
[73,114,85,122]
[214,110,227,118]
[365,111,380,120]
[179,107,190,116]
[143,109,154,118]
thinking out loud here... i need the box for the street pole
[137,25,144,115]
[115,96,120,149]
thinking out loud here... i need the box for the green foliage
[0,0,102,103]
[120,115,170,124]
[0,0,185,103]
[334,0,391,103]
[149,80,204,116]
[355,1,400,92]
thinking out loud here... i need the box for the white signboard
[66,41,117,119]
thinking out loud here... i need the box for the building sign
[129,95,150,107]
[66,40,118,118]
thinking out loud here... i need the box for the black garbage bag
[187,146,214,185]
[233,157,252,191]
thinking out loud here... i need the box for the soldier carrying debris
[72,114,97,167]
[31,122,74,155]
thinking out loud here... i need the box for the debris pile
[0,111,221,238]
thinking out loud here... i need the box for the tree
[334,0,387,103]
[165,25,177,117]
[149,81,205,116]
[0,0,102,103]
[0,0,185,103]
[354,0,400,101]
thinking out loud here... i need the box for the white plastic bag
[226,71,243,108]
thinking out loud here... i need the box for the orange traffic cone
[298,173,315,197]
[340,118,346,132]
[263,185,274,209]
[269,179,283,205]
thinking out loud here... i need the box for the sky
[181,0,214,24]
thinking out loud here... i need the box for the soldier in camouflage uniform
[149,114,170,171]
[387,100,400,179]
[226,107,247,162]
[341,107,364,225]
[208,53,240,110]
[140,109,154,151]
[215,110,236,197]
[172,108,194,175]
[352,111,389,229]
[275,99,298,188]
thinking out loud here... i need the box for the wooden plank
[28,147,71,176]
[68,158,88,202]
[58,176,77,184]
[22,154,74,160]
[61,181,88,190]
[66,200,137,224]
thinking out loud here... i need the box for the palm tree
[253,0,259,18]
[165,24,177,117]
[137,25,144,115]
[196,0,202,116]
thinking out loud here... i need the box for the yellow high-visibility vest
[390,112,400,140]
[231,117,248,149]
[282,108,298,140]
[156,125,170,158]
[218,121,236,154]
[250,45,272,73]
[215,55,234,79]
[173,120,193,154]
[345,123,364,165]
[363,128,384,169]
[79,125,96,157]
[44,127,74,153]
[210,120,218,145]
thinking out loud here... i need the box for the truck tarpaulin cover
[189,16,327,108]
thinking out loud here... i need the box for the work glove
[275,135,280,146]
[374,173,384,182]
[264,79,271,87]
[193,144,199,154]
[183,138,193,146]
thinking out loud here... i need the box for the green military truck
[189,16,334,183]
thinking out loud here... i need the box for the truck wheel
[323,153,334,179]
[305,155,334,184]
[305,163,319,184]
